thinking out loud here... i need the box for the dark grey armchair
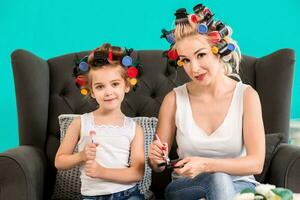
[0,48,299,200]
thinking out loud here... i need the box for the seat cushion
[52,114,157,200]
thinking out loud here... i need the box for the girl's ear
[125,84,130,93]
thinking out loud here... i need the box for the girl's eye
[197,53,206,59]
[112,82,120,87]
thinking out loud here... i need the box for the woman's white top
[174,81,257,183]
[78,112,137,196]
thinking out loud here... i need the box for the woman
[149,4,265,200]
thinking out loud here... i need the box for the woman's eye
[96,85,104,89]
[181,58,190,64]
[197,53,206,58]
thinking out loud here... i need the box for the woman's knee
[206,173,236,199]
[210,172,231,183]
[165,177,206,200]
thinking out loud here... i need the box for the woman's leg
[205,173,236,200]
[165,173,209,200]
[165,172,236,200]
[233,180,256,194]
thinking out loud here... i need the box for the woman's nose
[191,60,201,73]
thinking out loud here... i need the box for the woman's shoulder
[242,84,261,108]
[163,89,177,105]
[173,83,187,93]
[240,82,258,97]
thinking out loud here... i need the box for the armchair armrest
[0,145,47,200]
[268,144,300,193]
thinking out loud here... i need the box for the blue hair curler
[198,23,208,34]
[79,61,89,72]
[122,55,132,67]
[219,42,235,57]
[161,29,176,44]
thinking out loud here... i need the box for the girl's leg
[81,196,100,200]
[165,172,236,200]
[111,185,144,200]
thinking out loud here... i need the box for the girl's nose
[104,88,113,96]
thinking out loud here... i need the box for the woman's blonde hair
[173,16,241,77]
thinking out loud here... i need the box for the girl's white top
[78,112,137,196]
[174,81,258,183]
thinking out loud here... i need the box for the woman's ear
[90,89,95,98]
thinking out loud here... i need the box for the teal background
[0,0,299,152]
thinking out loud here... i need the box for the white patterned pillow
[52,114,157,200]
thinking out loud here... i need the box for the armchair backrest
[11,48,295,198]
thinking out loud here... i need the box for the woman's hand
[85,160,105,178]
[80,143,98,162]
[174,157,209,179]
[149,140,168,170]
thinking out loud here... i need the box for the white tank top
[174,81,257,183]
[78,112,136,196]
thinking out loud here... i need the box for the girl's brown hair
[85,43,131,97]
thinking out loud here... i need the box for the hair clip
[214,20,230,38]
[93,51,109,66]
[122,56,132,67]
[211,39,235,57]
[167,49,179,60]
[78,56,89,72]
[177,59,184,67]
[202,7,212,17]
[193,4,205,16]
[108,50,113,61]
[161,29,176,44]
[197,11,214,34]
[208,31,221,43]
[190,14,198,23]
[175,8,189,25]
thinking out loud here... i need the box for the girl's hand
[149,140,168,168]
[174,157,209,179]
[80,143,98,162]
[85,160,104,178]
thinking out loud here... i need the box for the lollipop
[89,130,96,144]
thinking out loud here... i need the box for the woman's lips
[195,73,207,81]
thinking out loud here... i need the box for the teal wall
[1,0,299,152]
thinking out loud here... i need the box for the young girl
[149,4,265,200]
[55,43,145,200]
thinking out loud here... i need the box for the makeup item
[155,134,170,166]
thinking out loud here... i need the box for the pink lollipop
[89,130,96,143]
